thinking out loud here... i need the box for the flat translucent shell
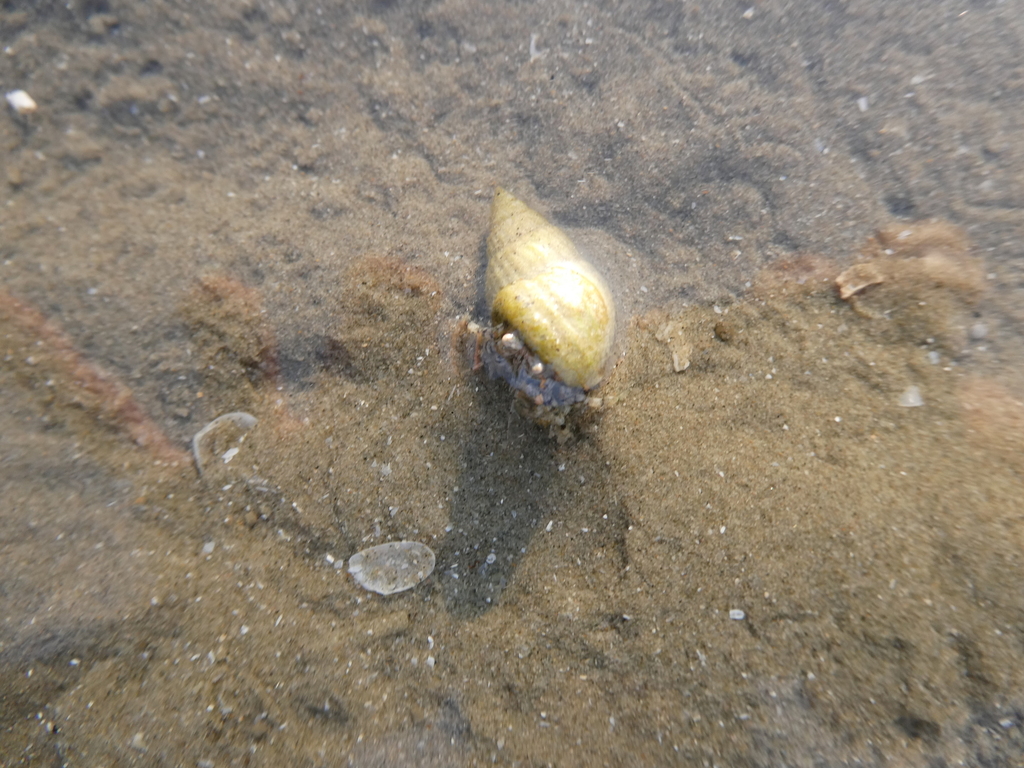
[485,189,616,390]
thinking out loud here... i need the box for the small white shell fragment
[729,609,746,620]
[130,731,147,752]
[6,89,37,115]
[898,386,924,408]
[348,541,435,595]
[836,262,884,300]
[191,411,258,475]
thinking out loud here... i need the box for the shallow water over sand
[2,1,1024,765]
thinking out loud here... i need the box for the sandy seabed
[2,1,1024,765]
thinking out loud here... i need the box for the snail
[472,189,617,422]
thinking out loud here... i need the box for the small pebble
[6,89,37,115]
[87,13,119,34]
[969,322,988,341]
[729,609,745,620]
[192,411,258,476]
[898,386,924,408]
[348,541,435,595]
[129,732,147,752]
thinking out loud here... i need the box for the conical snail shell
[485,189,616,390]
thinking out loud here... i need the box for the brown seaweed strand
[0,290,189,464]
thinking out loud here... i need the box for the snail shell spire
[485,189,616,390]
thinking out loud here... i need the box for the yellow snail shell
[484,188,616,393]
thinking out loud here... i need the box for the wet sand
[2,1,1024,765]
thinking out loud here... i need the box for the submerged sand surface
[2,1,1024,765]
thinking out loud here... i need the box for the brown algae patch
[835,220,985,352]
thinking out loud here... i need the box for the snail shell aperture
[477,189,617,407]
